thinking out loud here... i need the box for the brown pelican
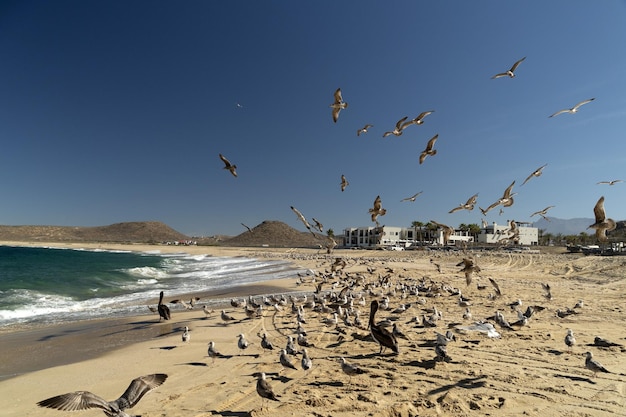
[368,300,399,355]
[219,153,237,177]
[588,196,616,242]
[157,291,170,321]
[37,374,167,417]
[549,98,595,118]
[491,56,526,79]
[419,134,439,164]
[330,88,348,123]
[522,163,548,186]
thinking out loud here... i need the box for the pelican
[357,124,373,136]
[340,174,349,192]
[549,98,595,118]
[449,193,478,213]
[522,164,548,186]
[157,291,170,321]
[588,196,616,242]
[383,116,408,137]
[37,374,167,417]
[491,56,526,79]
[330,88,348,123]
[368,300,399,355]
[219,153,237,177]
[419,134,439,164]
[400,191,423,202]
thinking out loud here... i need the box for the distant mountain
[223,220,323,247]
[533,217,594,235]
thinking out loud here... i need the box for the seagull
[585,351,611,377]
[260,333,274,351]
[488,277,502,297]
[457,257,480,286]
[522,164,548,186]
[588,196,616,242]
[241,223,253,233]
[357,124,373,136]
[157,291,170,321]
[530,206,555,221]
[182,326,190,343]
[340,174,349,192]
[170,297,200,310]
[549,98,595,118]
[37,374,168,417]
[368,300,399,355]
[430,220,454,246]
[220,310,236,323]
[564,329,575,353]
[279,349,298,371]
[542,283,552,300]
[400,110,435,129]
[383,116,408,137]
[207,341,222,363]
[290,205,316,236]
[449,193,478,213]
[491,56,526,79]
[369,195,387,225]
[256,372,279,405]
[219,153,238,177]
[339,357,366,384]
[484,181,516,214]
[311,218,324,233]
[301,348,312,372]
[237,333,249,355]
[419,134,439,164]
[330,88,348,123]
[597,179,623,186]
[400,191,423,202]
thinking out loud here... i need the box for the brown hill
[222,220,323,248]
[0,221,189,243]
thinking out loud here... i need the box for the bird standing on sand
[383,116,408,137]
[339,357,366,385]
[256,372,279,405]
[182,326,190,343]
[301,348,312,372]
[564,329,575,353]
[330,88,348,123]
[219,153,237,177]
[368,300,399,355]
[207,341,222,363]
[340,175,349,192]
[237,333,249,355]
[157,291,170,321]
[522,164,548,186]
[357,124,373,136]
[260,333,274,351]
[221,310,236,323]
[585,351,611,377]
[37,374,167,417]
[279,349,298,372]
[491,56,526,79]
[419,134,439,164]
[588,196,616,242]
[549,98,595,118]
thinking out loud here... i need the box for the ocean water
[0,246,304,327]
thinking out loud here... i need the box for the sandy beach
[1,242,625,416]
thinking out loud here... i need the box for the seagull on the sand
[256,372,279,405]
[564,329,575,353]
[219,153,237,177]
[207,341,222,362]
[419,134,439,164]
[357,124,373,136]
[484,181,516,214]
[182,326,190,343]
[37,374,167,417]
[491,56,526,79]
[237,333,249,354]
[339,357,366,384]
[530,206,555,221]
[597,179,623,186]
[330,88,348,123]
[449,193,478,213]
[301,348,312,372]
[522,164,548,186]
[401,191,423,202]
[400,110,434,129]
[279,349,298,371]
[369,195,387,225]
[585,351,611,377]
[340,174,349,192]
[549,98,595,118]
[221,310,236,323]
[588,196,616,242]
[383,116,409,137]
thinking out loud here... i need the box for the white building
[476,221,539,246]
[342,225,473,249]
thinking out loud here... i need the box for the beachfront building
[342,225,474,249]
[476,221,539,246]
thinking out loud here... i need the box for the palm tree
[468,223,481,242]
[411,221,424,245]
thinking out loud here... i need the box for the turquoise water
[0,246,302,326]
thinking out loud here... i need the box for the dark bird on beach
[588,196,616,242]
[549,98,595,118]
[369,300,399,355]
[419,134,439,164]
[585,351,611,377]
[157,291,170,321]
[260,333,274,351]
[256,372,279,405]
[37,374,167,417]
[330,88,348,123]
[564,329,575,353]
[219,153,237,177]
[491,56,526,79]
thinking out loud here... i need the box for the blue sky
[1,1,625,237]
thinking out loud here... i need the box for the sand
[1,242,625,416]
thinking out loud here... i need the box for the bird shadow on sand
[404,358,438,370]
[180,361,209,367]
[307,380,343,388]
[151,345,177,350]
[546,349,564,356]
[427,376,487,395]
[208,410,249,416]
[554,373,596,384]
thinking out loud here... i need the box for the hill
[0,221,189,243]
[222,220,324,247]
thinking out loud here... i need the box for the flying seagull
[484,181,516,214]
[290,205,316,236]
[369,195,387,225]
[597,179,623,186]
[400,110,435,129]
[340,174,349,192]
[522,164,548,186]
[383,116,408,137]
[330,88,348,123]
[419,134,439,164]
[219,153,237,177]
[430,220,454,245]
[357,124,373,136]
[588,196,616,242]
[449,193,478,213]
[491,56,526,79]
[311,217,324,233]
[37,374,167,417]
[549,98,595,118]
[401,191,423,202]
[241,223,253,233]
[530,206,555,221]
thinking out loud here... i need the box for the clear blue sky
[1,1,625,237]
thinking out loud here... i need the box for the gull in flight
[449,193,478,213]
[311,218,324,233]
[241,223,253,233]
[330,88,348,123]
[383,116,408,137]
[588,196,616,242]
[597,179,623,186]
[483,181,516,214]
[290,206,316,236]
[401,191,423,202]
[522,164,548,186]
[369,195,387,225]
[419,134,439,164]
[530,206,555,221]
[549,98,595,118]
[357,124,373,136]
[430,220,454,245]
[491,56,526,79]
[400,110,435,129]
[37,374,168,417]
[340,174,349,192]
[219,154,237,177]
